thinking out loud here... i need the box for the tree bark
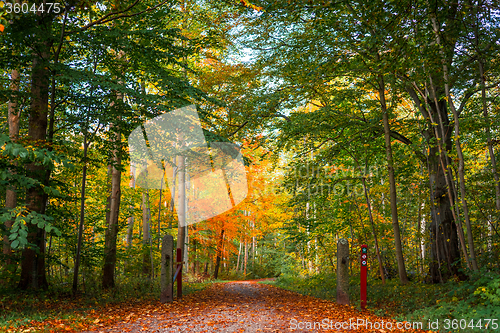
[244,240,248,276]
[72,133,89,294]
[426,98,463,282]
[236,240,242,272]
[3,69,20,268]
[126,167,136,248]
[443,71,479,271]
[176,150,186,255]
[19,28,52,290]
[142,191,151,276]
[102,125,122,289]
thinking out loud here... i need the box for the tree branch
[67,0,169,34]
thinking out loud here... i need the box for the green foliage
[400,269,500,331]
[272,273,337,300]
[2,207,61,249]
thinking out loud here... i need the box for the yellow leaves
[238,0,263,11]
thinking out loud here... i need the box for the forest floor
[3,280,429,333]
[76,280,426,333]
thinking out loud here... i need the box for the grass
[265,268,500,332]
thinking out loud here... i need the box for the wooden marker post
[360,244,368,310]
[160,235,174,303]
[176,247,183,298]
[336,239,350,305]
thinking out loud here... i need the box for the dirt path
[83,281,424,333]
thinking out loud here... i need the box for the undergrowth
[268,267,500,332]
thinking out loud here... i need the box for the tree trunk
[191,237,197,274]
[19,31,51,290]
[443,71,479,271]
[213,227,224,279]
[379,74,409,284]
[102,125,122,289]
[142,191,151,276]
[236,240,242,272]
[73,133,89,294]
[429,13,479,272]
[176,152,186,255]
[244,240,248,276]
[126,167,136,248]
[3,69,20,268]
[425,98,463,282]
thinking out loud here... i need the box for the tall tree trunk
[426,97,463,282]
[406,81,464,282]
[73,133,89,294]
[142,191,151,276]
[19,29,52,290]
[236,240,242,272]
[102,125,122,289]
[191,237,197,274]
[443,71,479,271]
[244,240,248,276]
[176,152,186,255]
[126,167,136,248]
[379,74,409,284]
[3,69,20,268]
[431,14,479,272]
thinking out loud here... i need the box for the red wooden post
[176,248,182,298]
[360,244,368,310]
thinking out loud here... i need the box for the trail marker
[360,244,368,310]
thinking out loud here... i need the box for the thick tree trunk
[102,126,122,289]
[406,83,464,282]
[426,98,463,282]
[3,69,20,267]
[19,35,51,290]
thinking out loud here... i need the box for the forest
[1,0,499,332]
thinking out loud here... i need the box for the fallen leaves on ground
[4,281,431,332]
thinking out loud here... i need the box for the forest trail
[82,281,424,333]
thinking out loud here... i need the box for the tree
[241,0,500,282]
